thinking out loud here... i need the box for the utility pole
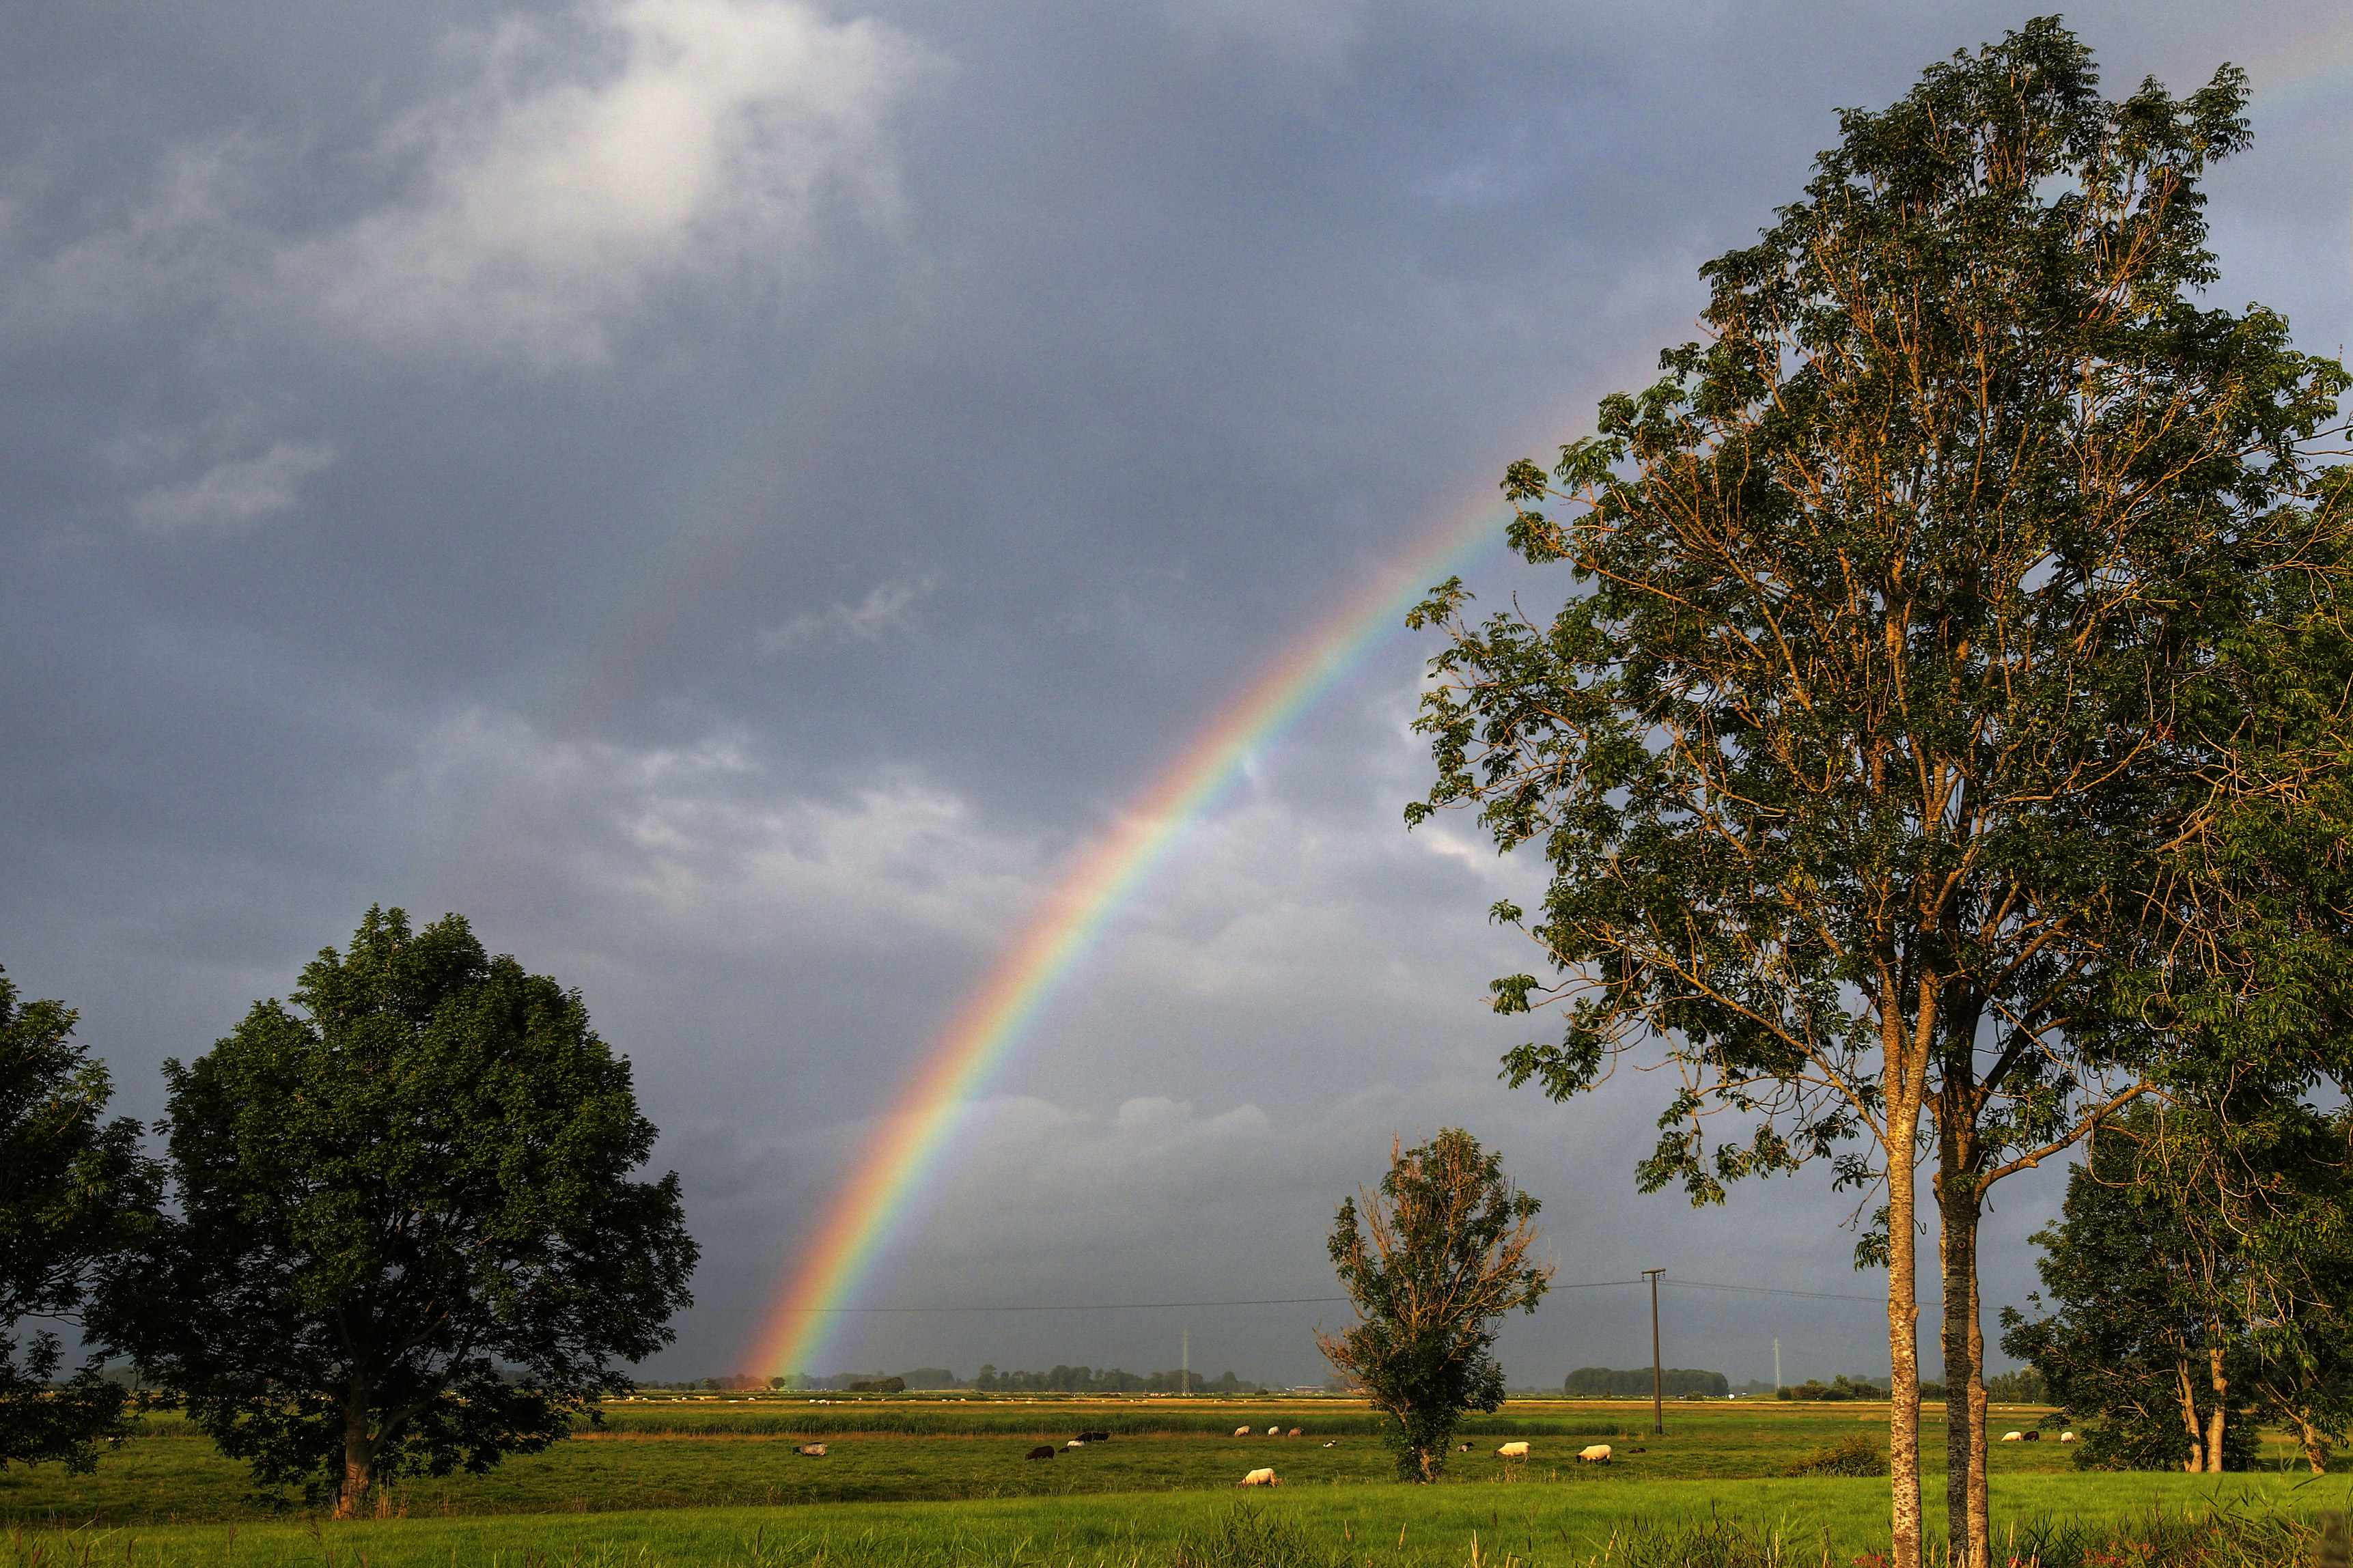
[1643,1268,1666,1437]
[1774,1338,1782,1397]
[1182,1328,1189,1395]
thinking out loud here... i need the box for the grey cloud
[757,576,935,653]
[128,440,337,536]
[10,0,939,368]
[3,0,2341,1386]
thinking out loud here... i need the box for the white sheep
[2000,1431,2024,1442]
[1238,1468,1280,1487]
[1577,1444,1611,1464]
[2059,1431,2076,1443]
[1496,1441,1531,1458]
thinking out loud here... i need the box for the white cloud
[756,576,934,653]
[128,440,338,537]
[16,0,938,367]
[398,709,1043,951]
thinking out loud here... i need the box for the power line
[1667,1278,1882,1304]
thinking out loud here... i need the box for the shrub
[1784,1433,1887,1477]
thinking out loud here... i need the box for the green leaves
[1409,14,2350,1211]
[93,907,698,1515]
[0,969,156,1472]
[1318,1131,1552,1483]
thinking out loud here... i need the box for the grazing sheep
[2060,1432,2076,1443]
[1066,1440,1085,1448]
[1026,1444,1056,1460]
[795,1444,827,1457]
[1287,1428,1303,1438]
[1577,1444,1612,1464]
[2000,1431,2023,1443]
[1234,1426,1252,1438]
[2022,1430,2041,1442]
[1496,1442,1531,1459]
[1266,1425,1281,1436]
[1238,1468,1280,1487]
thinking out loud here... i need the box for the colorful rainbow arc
[749,492,1516,1377]
[722,41,2349,1381]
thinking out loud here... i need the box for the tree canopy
[2005,1101,2353,1474]
[94,908,698,1517]
[1406,18,2347,1564]
[0,969,156,1472]
[1317,1129,1552,1483]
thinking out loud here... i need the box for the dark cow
[2022,1430,2042,1442]
[1076,1430,1111,1444]
[1026,1444,1056,1460]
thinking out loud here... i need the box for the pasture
[0,1399,2341,1566]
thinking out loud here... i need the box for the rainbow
[749,488,1520,1378]
[740,23,2353,1385]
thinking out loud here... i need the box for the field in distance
[0,1399,2093,1528]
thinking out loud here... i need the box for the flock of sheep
[1240,1437,1577,1487]
[795,1426,2065,1476]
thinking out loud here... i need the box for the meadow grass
[3,1474,2348,1568]
[6,1399,2341,1566]
[0,1405,2084,1528]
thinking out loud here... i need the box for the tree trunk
[2205,1341,2229,1473]
[2298,1417,2328,1474]
[2176,1355,2205,1472]
[1887,1071,1925,1568]
[1966,1282,1988,1552]
[337,1377,374,1520]
[1930,994,1992,1568]
[1938,1179,1983,1568]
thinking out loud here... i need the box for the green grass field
[0,1400,2341,1567]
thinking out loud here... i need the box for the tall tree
[93,908,698,1517]
[1316,1129,1553,1483]
[0,970,156,1472]
[1406,20,2346,1565]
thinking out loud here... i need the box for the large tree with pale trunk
[93,908,697,1518]
[1405,19,2347,1567]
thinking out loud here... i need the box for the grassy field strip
[0,1424,2085,1527]
[6,1475,2349,1568]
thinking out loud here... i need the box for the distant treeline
[645,1370,960,1392]
[665,1365,1265,1394]
[1781,1375,1885,1401]
[973,1364,1262,1395]
[1562,1367,1729,1398]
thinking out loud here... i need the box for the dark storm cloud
[2,0,2345,1383]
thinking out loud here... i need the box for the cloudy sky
[5,0,2346,1391]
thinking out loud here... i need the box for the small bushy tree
[1317,1130,1552,1482]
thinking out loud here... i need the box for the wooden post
[1644,1268,1666,1436]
